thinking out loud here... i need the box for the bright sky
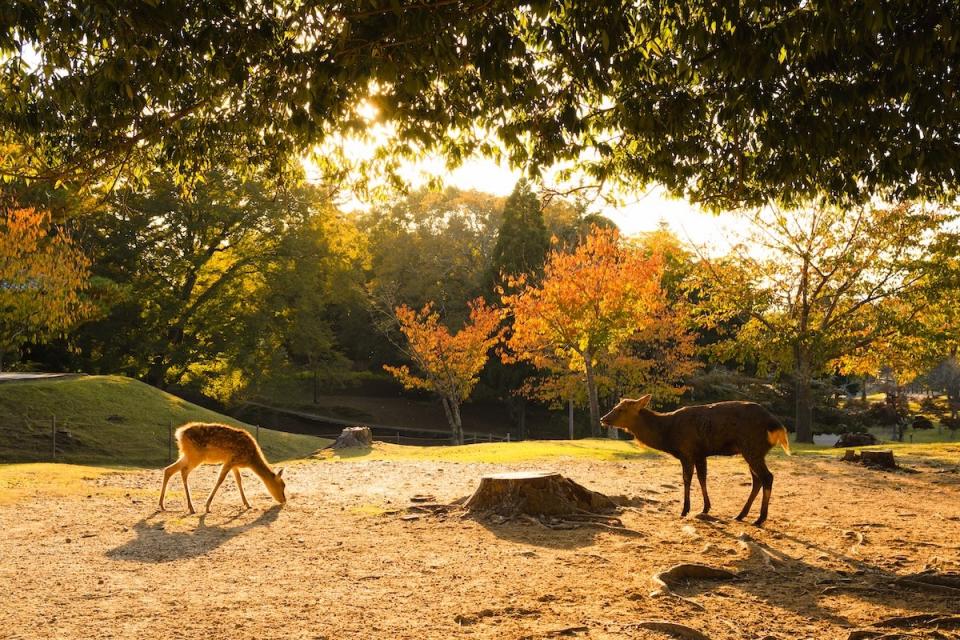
[310,150,743,251]
[306,106,745,251]
[433,155,740,247]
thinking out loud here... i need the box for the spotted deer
[159,422,286,514]
[601,395,791,525]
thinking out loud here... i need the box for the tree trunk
[861,376,868,402]
[518,397,527,441]
[441,396,464,445]
[451,400,464,446]
[795,354,814,444]
[583,354,601,437]
[331,426,373,449]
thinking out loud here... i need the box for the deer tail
[767,425,792,455]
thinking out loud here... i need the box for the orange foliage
[501,226,695,432]
[502,225,665,371]
[384,298,502,405]
[0,208,91,367]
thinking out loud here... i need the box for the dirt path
[2,453,959,639]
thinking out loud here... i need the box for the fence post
[507,433,511,443]
[51,415,56,461]
[396,432,400,444]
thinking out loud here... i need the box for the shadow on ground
[106,505,282,563]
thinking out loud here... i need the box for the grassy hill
[0,375,329,467]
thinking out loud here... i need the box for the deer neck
[249,456,275,484]
[632,412,668,452]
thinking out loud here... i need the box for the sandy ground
[1,451,959,640]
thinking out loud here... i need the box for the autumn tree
[0,208,91,370]
[384,299,502,444]
[693,204,946,442]
[502,226,683,436]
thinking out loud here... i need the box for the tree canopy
[3,1,959,206]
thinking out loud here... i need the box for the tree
[693,204,946,442]
[363,188,503,327]
[0,207,91,370]
[384,298,502,444]
[71,166,357,396]
[501,226,674,436]
[487,180,549,287]
[4,2,960,208]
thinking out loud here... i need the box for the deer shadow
[106,505,282,563]
[667,518,959,627]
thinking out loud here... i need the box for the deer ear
[276,468,284,478]
[636,394,652,408]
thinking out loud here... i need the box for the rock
[834,432,879,448]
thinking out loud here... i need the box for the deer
[601,395,791,526]
[159,422,287,514]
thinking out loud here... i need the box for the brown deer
[601,395,790,525]
[159,422,287,514]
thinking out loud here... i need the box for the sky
[311,149,744,252]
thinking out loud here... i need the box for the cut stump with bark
[842,449,898,470]
[464,471,616,517]
[331,426,373,449]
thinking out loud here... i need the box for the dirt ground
[1,450,959,639]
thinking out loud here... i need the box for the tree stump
[464,471,616,517]
[860,450,897,469]
[331,426,373,449]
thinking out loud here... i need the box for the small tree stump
[331,426,373,449]
[464,471,616,517]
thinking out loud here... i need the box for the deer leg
[694,457,710,514]
[159,457,185,510]
[205,462,232,513]
[233,468,251,509]
[180,463,197,514]
[753,462,774,527]
[736,469,761,521]
[680,459,694,517]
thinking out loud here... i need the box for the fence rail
[245,401,512,444]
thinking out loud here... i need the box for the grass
[317,438,659,464]
[0,463,119,504]
[790,437,960,466]
[316,433,960,467]
[0,375,329,467]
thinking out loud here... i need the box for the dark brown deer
[601,395,791,525]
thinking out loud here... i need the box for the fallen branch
[873,613,960,629]
[630,620,712,640]
[893,572,960,596]
[518,625,589,639]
